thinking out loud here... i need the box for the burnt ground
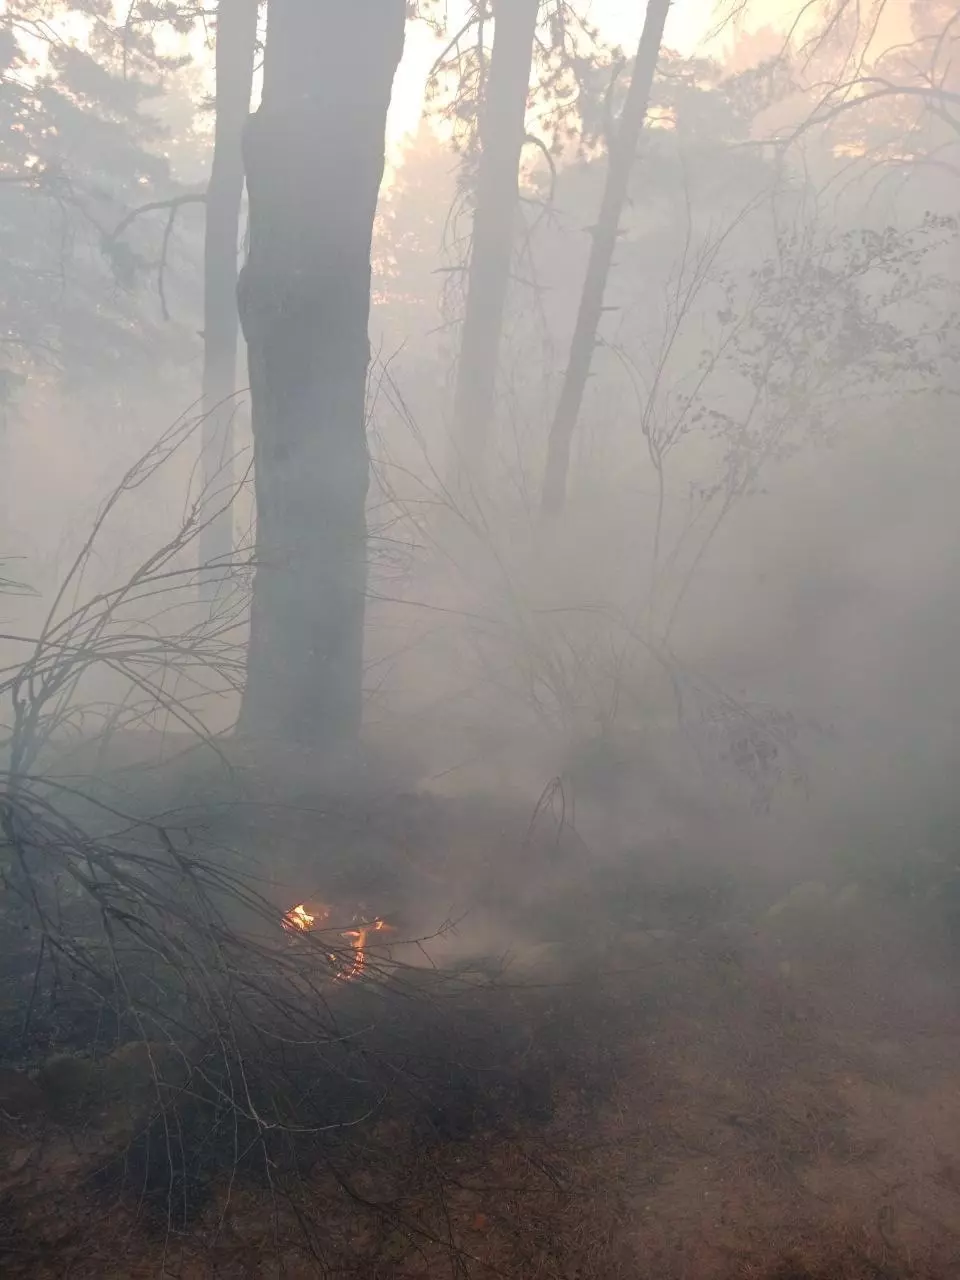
[1,752,960,1279]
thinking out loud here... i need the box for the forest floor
[1,748,959,1279]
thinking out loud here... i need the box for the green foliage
[0,1,203,408]
[425,1,623,164]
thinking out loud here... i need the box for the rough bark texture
[237,0,405,746]
[540,0,671,517]
[450,0,540,496]
[199,0,259,588]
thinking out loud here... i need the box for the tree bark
[237,0,406,746]
[450,0,540,497]
[540,0,671,517]
[199,0,259,592]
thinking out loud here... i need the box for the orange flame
[281,902,391,980]
[338,917,390,979]
[282,903,316,932]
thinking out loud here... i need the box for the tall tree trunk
[540,0,671,517]
[236,0,405,746]
[450,0,539,497]
[199,0,259,593]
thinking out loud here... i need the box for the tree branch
[789,79,960,144]
[109,192,206,245]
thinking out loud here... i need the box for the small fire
[282,903,316,932]
[338,917,389,978]
[281,901,391,979]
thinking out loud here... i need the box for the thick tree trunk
[237,0,405,746]
[540,0,671,517]
[450,0,539,497]
[199,0,259,592]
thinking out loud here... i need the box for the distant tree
[748,0,960,181]
[237,0,406,747]
[373,121,454,347]
[448,0,539,496]
[423,1,621,495]
[0,1,198,410]
[199,0,260,591]
[540,0,670,517]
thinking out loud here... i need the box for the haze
[0,2,959,1277]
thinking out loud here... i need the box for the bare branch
[109,192,207,245]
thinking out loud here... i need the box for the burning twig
[339,916,392,978]
[281,901,394,979]
[281,902,327,933]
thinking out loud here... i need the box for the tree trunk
[199,0,259,593]
[237,0,406,746]
[450,0,540,497]
[540,0,671,517]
